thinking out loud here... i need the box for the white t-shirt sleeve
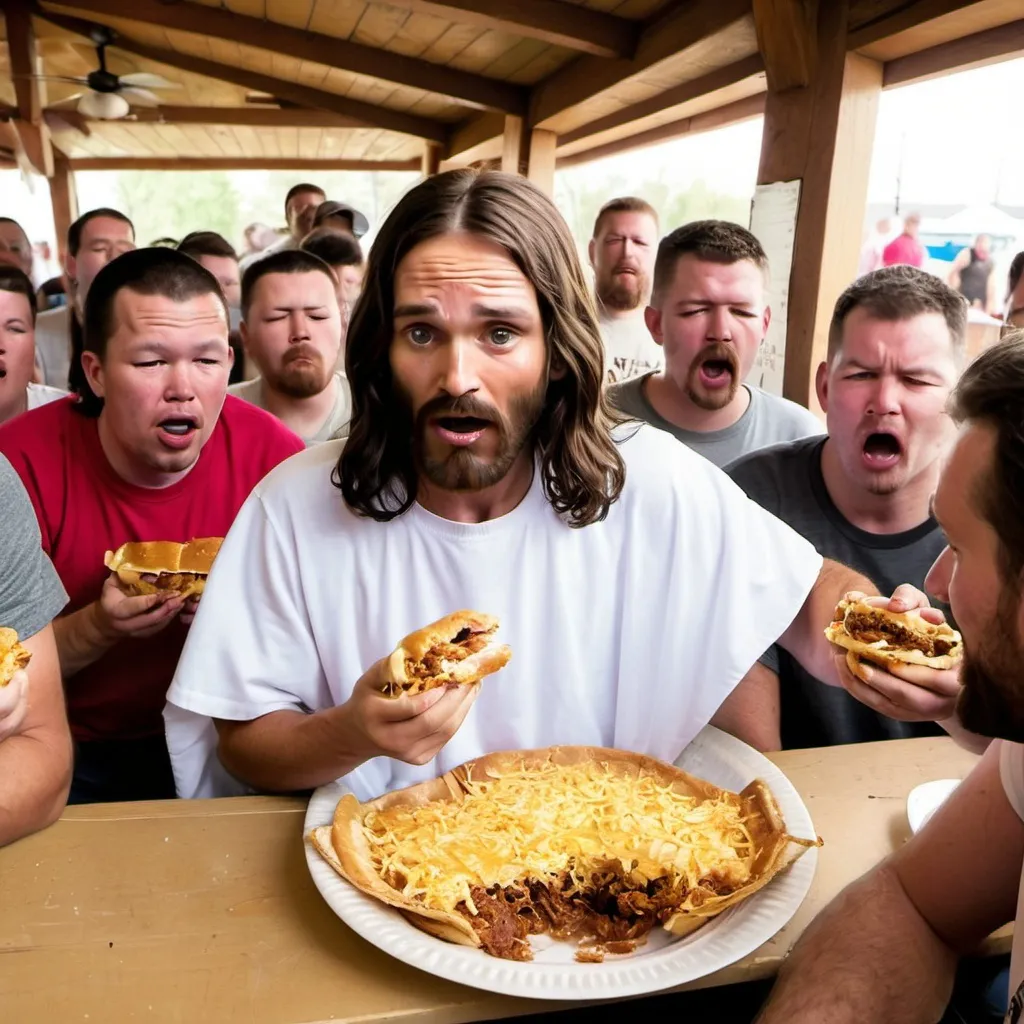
[1000,740,1024,823]
[164,485,332,797]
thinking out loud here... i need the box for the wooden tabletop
[0,737,993,1023]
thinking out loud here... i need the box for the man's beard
[957,586,1024,741]
[684,341,741,411]
[596,266,649,313]
[396,382,547,492]
[265,345,332,399]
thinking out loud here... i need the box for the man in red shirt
[0,247,304,803]
[882,212,927,269]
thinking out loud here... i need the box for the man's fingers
[881,660,961,698]
[0,671,28,741]
[857,667,957,720]
[405,685,481,764]
[404,682,478,738]
[120,596,185,629]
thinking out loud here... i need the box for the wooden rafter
[380,0,639,59]
[847,0,977,50]
[34,9,450,143]
[67,157,423,171]
[2,0,54,175]
[86,106,366,129]
[752,0,818,92]
[48,0,526,115]
[528,0,754,129]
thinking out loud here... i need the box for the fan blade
[48,92,86,106]
[119,73,180,90]
[118,87,161,107]
[10,73,89,85]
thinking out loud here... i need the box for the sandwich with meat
[382,610,512,697]
[104,538,224,599]
[825,596,962,672]
[0,627,30,687]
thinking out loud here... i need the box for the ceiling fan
[36,26,180,120]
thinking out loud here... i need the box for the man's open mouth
[158,417,198,437]
[435,415,491,434]
[862,431,902,466]
[701,359,732,380]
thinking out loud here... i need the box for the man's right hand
[343,658,480,766]
[95,574,186,640]
[0,669,29,744]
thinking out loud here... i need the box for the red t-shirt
[882,233,926,268]
[0,395,305,742]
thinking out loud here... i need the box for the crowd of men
[3,169,1024,1021]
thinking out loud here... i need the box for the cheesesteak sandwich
[0,627,30,687]
[381,611,512,697]
[825,597,963,672]
[311,747,820,962]
[104,538,224,599]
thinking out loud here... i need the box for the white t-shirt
[999,741,1024,1021]
[26,382,68,410]
[228,372,351,446]
[164,426,822,802]
[600,310,664,385]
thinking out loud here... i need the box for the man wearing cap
[311,200,369,240]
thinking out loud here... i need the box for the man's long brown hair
[335,169,626,527]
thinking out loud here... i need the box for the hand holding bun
[104,538,223,599]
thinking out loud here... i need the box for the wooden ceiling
[0,0,1021,173]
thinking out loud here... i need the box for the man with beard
[728,266,979,750]
[0,247,304,803]
[755,332,1024,1024]
[608,220,821,468]
[588,197,664,384]
[162,169,950,804]
[0,218,34,278]
[229,250,351,445]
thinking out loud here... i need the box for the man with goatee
[589,197,664,384]
[608,220,821,468]
[755,332,1024,1024]
[229,250,351,445]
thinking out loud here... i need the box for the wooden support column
[499,117,556,195]
[2,0,54,177]
[500,115,525,174]
[757,0,881,409]
[50,150,78,257]
[421,142,442,177]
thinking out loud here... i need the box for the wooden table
[0,738,995,1023]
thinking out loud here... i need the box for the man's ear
[761,304,772,339]
[239,319,251,354]
[587,237,597,271]
[644,305,663,347]
[815,360,829,412]
[549,351,567,381]
[64,249,77,285]
[81,350,105,399]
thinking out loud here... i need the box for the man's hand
[343,658,481,766]
[179,595,201,627]
[845,584,943,620]
[96,574,185,639]
[0,669,28,744]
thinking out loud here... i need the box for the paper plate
[304,726,818,999]
[907,778,962,834]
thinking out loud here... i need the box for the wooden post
[525,129,557,196]
[421,142,441,177]
[757,0,881,409]
[500,115,525,174]
[50,150,78,258]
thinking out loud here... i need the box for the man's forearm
[0,728,73,846]
[938,715,991,755]
[216,705,369,792]
[757,864,956,1023]
[52,603,116,678]
[780,558,877,685]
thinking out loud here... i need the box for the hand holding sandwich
[0,670,28,744]
[97,574,187,639]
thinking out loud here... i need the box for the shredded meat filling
[139,572,200,589]
[845,612,954,658]
[409,631,490,681]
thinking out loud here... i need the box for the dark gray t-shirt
[727,436,947,748]
[0,454,67,639]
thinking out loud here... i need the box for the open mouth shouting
[431,414,492,448]
[156,416,200,450]
[861,430,903,471]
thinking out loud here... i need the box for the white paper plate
[907,779,961,834]
[303,726,819,1000]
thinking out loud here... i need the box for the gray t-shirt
[228,372,351,446]
[608,373,823,467]
[726,436,947,748]
[0,454,67,640]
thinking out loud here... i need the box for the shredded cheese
[362,761,756,915]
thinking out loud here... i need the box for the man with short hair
[311,200,369,239]
[0,453,72,845]
[0,247,304,803]
[164,170,947,803]
[300,226,365,307]
[729,266,976,749]
[230,249,350,446]
[883,212,926,268]
[34,208,136,390]
[755,332,1024,1024]
[589,196,663,384]
[239,183,327,271]
[949,232,997,314]
[0,217,33,277]
[608,220,821,468]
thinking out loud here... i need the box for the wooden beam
[52,0,526,114]
[85,106,365,129]
[883,18,1024,86]
[3,0,54,176]
[847,0,973,51]
[421,142,442,177]
[758,0,882,408]
[378,0,639,59]
[558,55,765,147]
[556,94,766,168]
[752,0,818,91]
[528,0,753,131]
[50,148,78,258]
[445,110,505,162]
[67,157,424,171]
[525,129,556,196]
[500,115,525,175]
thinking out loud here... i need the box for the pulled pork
[413,628,490,681]
[845,612,954,658]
